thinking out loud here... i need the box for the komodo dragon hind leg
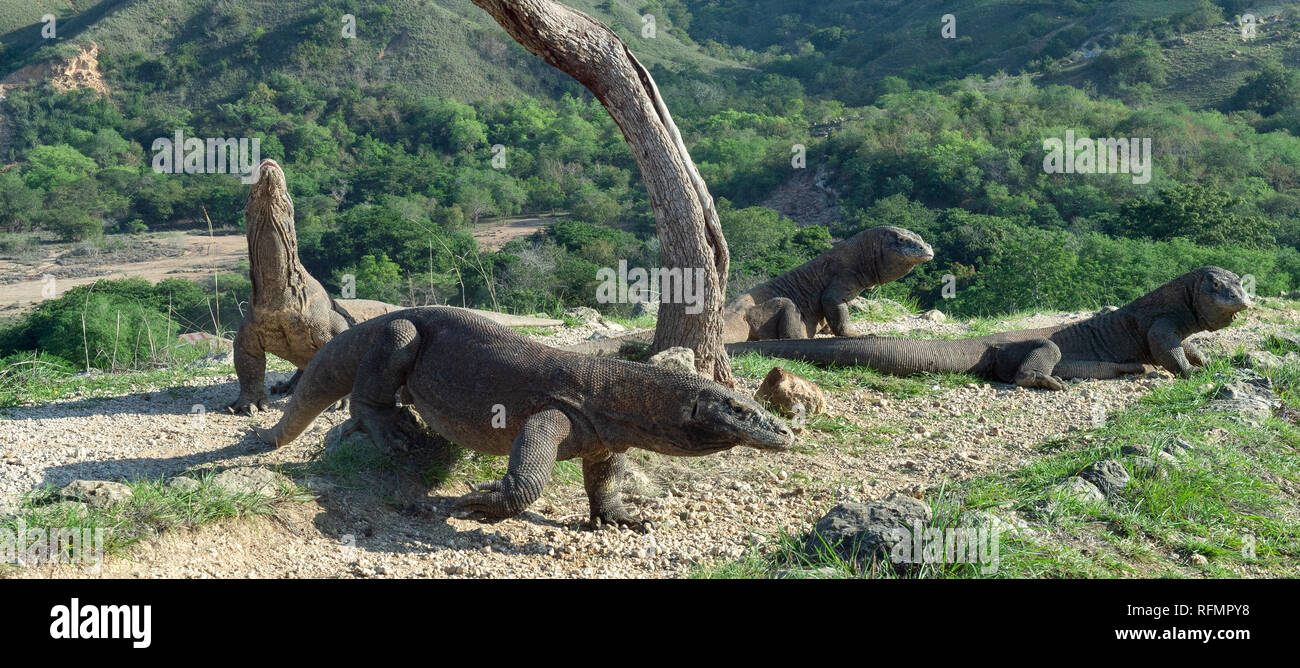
[1000,339,1067,391]
[583,453,648,532]
[347,319,423,451]
[452,409,570,521]
[746,297,806,340]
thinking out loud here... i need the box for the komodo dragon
[228,159,562,415]
[253,306,794,527]
[727,266,1251,390]
[561,225,933,356]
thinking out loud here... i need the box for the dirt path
[0,234,246,315]
[471,214,555,251]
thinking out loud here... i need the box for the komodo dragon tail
[726,336,987,376]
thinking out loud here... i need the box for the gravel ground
[3,299,1295,578]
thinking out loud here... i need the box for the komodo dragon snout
[679,386,796,453]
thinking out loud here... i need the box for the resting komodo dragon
[562,225,933,356]
[228,159,561,415]
[253,306,794,527]
[727,266,1251,390]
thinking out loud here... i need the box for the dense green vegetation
[1,0,1298,370]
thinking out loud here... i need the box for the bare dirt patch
[0,233,246,315]
[472,215,553,251]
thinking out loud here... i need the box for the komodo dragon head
[245,158,295,236]
[863,226,934,285]
[1189,266,1252,331]
[610,367,795,455]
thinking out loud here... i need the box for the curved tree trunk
[470,0,733,385]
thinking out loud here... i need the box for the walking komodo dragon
[253,307,795,527]
[562,225,933,356]
[228,159,560,415]
[727,266,1251,390]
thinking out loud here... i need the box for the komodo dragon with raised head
[253,306,794,528]
[727,266,1251,390]
[228,159,562,415]
[561,225,933,356]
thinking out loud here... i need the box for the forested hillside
[2,0,1299,371]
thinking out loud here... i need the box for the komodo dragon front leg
[454,409,569,521]
[1147,319,1199,378]
[229,324,268,414]
[343,319,425,450]
[820,277,863,337]
[582,453,646,531]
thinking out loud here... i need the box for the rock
[647,347,696,375]
[1190,553,1208,567]
[920,309,946,323]
[1080,459,1130,498]
[632,300,660,317]
[848,297,871,312]
[1207,379,1279,424]
[1241,350,1287,370]
[59,480,132,508]
[1120,444,1151,457]
[211,467,291,498]
[1052,476,1105,504]
[564,307,602,325]
[754,367,826,420]
[804,493,932,569]
[169,476,201,492]
[1097,305,1120,314]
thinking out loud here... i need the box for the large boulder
[647,347,696,375]
[1080,459,1130,498]
[804,493,932,569]
[755,367,826,421]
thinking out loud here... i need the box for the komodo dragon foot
[339,406,427,452]
[588,508,651,533]
[226,395,268,416]
[1015,370,1067,391]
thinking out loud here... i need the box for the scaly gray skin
[227,159,563,415]
[727,267,1251,390]
[560,226,933,356]
[254,307,794,529]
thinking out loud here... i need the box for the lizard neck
[247,201,313,310]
